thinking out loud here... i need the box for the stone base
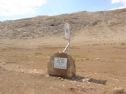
[48,52,76,79]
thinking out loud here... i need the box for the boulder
[48,52,76,79]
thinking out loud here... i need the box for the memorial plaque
[54,57,67,69]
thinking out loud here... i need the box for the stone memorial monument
[48,23,76,79]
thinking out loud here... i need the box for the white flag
[64,23,71,40]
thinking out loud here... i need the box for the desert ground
[0,37,126,94]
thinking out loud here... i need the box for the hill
[0,8,126,41]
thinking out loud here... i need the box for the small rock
[70,80,77,83]
[69,87,77,91]
[45,74,50,78]
[95,58,100,60]
[57,77,64,81]
[113,87,125,94]
[76,84,81,87]
[57,77,62,79]
[88,78,107,85]
[60,78,64,81]
[82,78,89,82]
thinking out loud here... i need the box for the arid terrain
[0,8,126,94]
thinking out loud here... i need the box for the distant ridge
[0,8,126,39]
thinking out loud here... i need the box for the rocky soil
[0,8,126,40]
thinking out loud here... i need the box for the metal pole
[63,42,70,53]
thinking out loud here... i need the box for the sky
[0,0,126,21]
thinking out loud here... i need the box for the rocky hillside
[0,8,126,39]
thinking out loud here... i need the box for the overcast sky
[0,0,126,21]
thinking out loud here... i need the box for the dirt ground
[0,39,126,94]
